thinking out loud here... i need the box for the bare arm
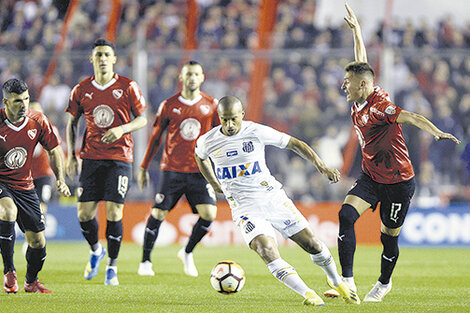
[286,137,340,183]
[195,153,223,193]
[396,110,461,144]
[101,115,148,144]
[344,3,368,63]
[47,146,71,197]
[65,113,80,179]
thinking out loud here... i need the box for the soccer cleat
[138,261,155,276]
[303,291,325,306]
[3,271,18,293]
[104,266,119,285]
[83,246,106,280]
[324,276,357,298]
[177,248,198,277]
[363,280,392,302]
[327,280,360,304]
[24,280,52,293]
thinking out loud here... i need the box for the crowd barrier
[14,201,469,247]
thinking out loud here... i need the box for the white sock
[310,243,342,287]
[267,258,312,298]
[343,276,357,290]
[92,244,103,255]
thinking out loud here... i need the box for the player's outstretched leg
[24,244,51,293]
[104,220,122,285]
[364,279,392,302]
[138,215,162,276]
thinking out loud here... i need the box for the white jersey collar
[178,95,202,106]
[5,116,29,132]
[355,100,368,112]
[92,76,117,91]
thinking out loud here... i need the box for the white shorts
[231,189,309,246]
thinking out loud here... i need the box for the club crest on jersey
[242,141,254,153]
[180,118,201,141]
[200,104,210,115]
[155,193,165,204]
[361,114,369,124]
[385,105,396,115]
[4,147,27,169]
[93,104,115,128]
[27,129,37,140]
[112,89,123,99]
[216,161,262,180]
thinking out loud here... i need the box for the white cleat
[324,276,357,298]
[138,261,155,276]
[177,248,198,277]
[363,280,392,302]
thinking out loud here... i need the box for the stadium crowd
[0,0,468,204]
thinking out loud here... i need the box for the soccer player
[137,60,218,277]
[324,4,461,302]
[66,39,147,285]
[195,96,359,306]
[1,78,71,294]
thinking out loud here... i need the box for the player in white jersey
[195,96,360,306]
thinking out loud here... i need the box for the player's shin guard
[185,218,212,253]
[0,220,15,273]
[311,243,342,287]
[267,258,311,298]
[106,220,122,266]
[79,218,99,251]
[337,204,360,278]
[142,215,162,262]
[25,246,46,284]
[379,233,399,285]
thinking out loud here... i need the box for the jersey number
[390,203,402,223]
[118,175,129,198]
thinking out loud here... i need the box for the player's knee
[381,224,401,236]
[77,210,94,222]
[197,205,217,221]
[303,237,323,254]
[26,233,45,248]
[250,236,279,261]
[152,208,168,220]
[338,204,360,227]
[0,199,17,221]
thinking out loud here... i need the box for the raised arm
[47,146,71,197]
[286,137,340,183]
[65,113,80,179]
[344,3,368,63]
[195,154,223,193]
[396,110,461,144]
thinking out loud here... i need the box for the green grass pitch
[2,243,469,312]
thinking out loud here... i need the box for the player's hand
[66,156,78,179]
[321,167,341,184]
[344,3,360,30]
[137,167,149,190]
[434,132,461,144]
[56,179,71,197]
[101,126,124,144]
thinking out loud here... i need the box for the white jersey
[195,121,291,204]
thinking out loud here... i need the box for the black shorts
[347,172,416,228]
[154,171,216,213]
[34,176,53,204]
[78,159,132,204]
[0,182,44,233]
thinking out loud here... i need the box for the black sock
[185,218,212,253]
[0,220,15,274]
[25,246,46,283]
[379,233,399,284]
[142,216,162,262]
[106,220,122,264]
[79,218,99,251]
[337,204,360,278]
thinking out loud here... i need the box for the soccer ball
[210,260,246,294]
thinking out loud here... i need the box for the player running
[324,3,461,302]
[1,79,71,294]
[137,60,218,277]
[195,96,359,306]
[66,39,147,285]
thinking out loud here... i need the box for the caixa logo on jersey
[216,161,261,179]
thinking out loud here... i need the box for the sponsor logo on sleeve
[385,105,396,115]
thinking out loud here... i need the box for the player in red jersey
[0,79,70,294]
[66,39,147,285]
[324,4,461,302]
[137,60,218,277]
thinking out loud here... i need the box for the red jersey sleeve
[372,100,402,124]
[66,83,83,117]
[127,81,147,117]
[141,101,169,169]
[37,113,60,151]
[211,98,220,127]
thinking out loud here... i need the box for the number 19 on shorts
[118,175,129,198]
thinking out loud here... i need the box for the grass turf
[1,243,469,312]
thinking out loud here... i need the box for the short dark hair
[93,38,115,50]
[183,60,202,68]
[344,62,375,79]
[2,78,28,96]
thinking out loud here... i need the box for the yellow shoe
[303,291,325,306]
[328,280,360,304]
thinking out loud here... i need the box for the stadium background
[1,0,469,247]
